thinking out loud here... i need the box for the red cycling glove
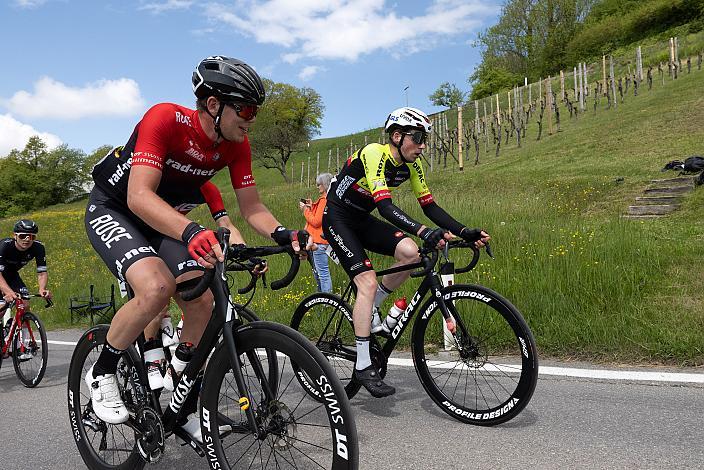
[182,222,218,261]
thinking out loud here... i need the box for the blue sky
[0,0,501,157]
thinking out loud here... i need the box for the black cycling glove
[419,227,446,248]
[271,226,310,247]
[459,227,484,243]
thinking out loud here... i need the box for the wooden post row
[457,106,463,171]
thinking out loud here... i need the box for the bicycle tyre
[12,311,48,388]
[291,293,367,399]
[200,321,359,470]
[67,325,146,470]
[412,284,538,426]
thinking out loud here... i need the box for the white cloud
[204,0,496,63]
[139,0,193,13]
[13,0,48,8]
[298,65,325,81]
[2,77,146,120]
[0,114,62,158]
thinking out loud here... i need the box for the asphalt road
[1,329,702,470]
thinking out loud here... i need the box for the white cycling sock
[355,336,372,370]
[373,283,392,309]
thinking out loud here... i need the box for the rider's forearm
[240,202,281,239]
[37,272,48,291]
[216,216,246,245]
[421,202,465,235]
[376,199,422,235]
[128,189,193,241]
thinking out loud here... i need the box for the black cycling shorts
[84,186,203,283]
[322,204,408,278]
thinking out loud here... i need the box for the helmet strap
[391,131,413,164]
[214,102,230,142]
[205,100,229,143]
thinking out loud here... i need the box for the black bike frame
[128,249,276,438]
[338,251,469,359]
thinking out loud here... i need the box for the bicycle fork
[213,262,275,440]
[430,272,473,356]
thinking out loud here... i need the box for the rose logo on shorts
[394,231,403,238]
[364,259,372,268]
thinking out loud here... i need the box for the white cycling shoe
[370,307,384,334]
[180,412,231,444]
[85,365,129,424]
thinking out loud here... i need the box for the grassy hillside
[2,55,703,366]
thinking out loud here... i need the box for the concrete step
[643,185,693,196]
[634,195,683,205]
[627,204,680,216]
[650,176,695,186]
[621,214,667,220]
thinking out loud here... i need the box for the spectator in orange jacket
[300,173,334,292]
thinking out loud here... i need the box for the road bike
[67,229,359,469]
[0,288,52,388]
[291,240,538,426]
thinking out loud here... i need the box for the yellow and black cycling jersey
[327,143,434,214]
[327,142,466,237]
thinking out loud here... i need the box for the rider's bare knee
[396,238,420,263]
[135,277,175,315]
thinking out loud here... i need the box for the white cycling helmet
[384,107,432,134]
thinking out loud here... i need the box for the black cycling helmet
[13,219,38,234]
[192,56,265,105]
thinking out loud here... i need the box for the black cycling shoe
[353,365,395,398]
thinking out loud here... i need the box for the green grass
[2,40,703,366]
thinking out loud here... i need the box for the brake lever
[485,242,494,259]
[442,242,451,262]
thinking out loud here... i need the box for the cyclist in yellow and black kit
[324,107,490,398]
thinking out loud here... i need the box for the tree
[0,136,91,217]
[469,61,523,100]
[248,80,324,182]
[470,0,597,96]
[429,82,467,109]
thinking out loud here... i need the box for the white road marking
[386,357,704,384]
[48,339,704,384]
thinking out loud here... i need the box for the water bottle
[161,315,178,347]
[381,297,408,334]
[175,313,184,342]
[163,342,194,392]
[143,339,165,391]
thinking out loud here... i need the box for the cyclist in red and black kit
[324,107,490,398]
[84,56,311,425]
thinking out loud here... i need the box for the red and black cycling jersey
[0,239,47,275]
[172,180,228,220]
[91,103,255,209]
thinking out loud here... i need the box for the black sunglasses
[403,130,428,145]
[226,102,259,121]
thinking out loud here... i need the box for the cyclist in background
[84,55,311,426]
[323,107,490,398]
[0,220,52,318]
